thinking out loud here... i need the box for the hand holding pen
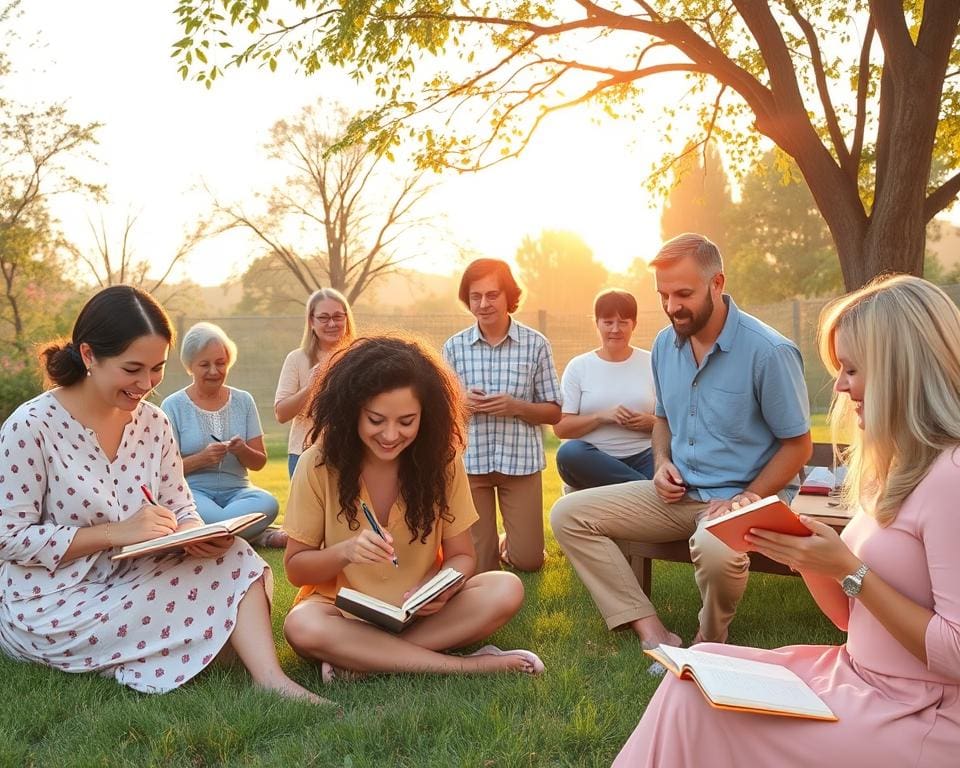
[358,500,399,567]
[207,434,228,486]
[109,483,177,548]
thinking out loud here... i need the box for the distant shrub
[0,359,41,423]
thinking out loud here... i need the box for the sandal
[254,527,288,548]
[466,644,545,675]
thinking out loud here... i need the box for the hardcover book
[704,495,811,551]
[335,567,464,633]
[110,513,266,561]
[645,645,837,721]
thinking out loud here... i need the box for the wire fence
[156,286,960,442]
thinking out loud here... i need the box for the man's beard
[669,291,714,339]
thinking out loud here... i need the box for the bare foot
[631,615,681,649]
[641,631,682,650]
[320,661,369,684]
[465,645,545,675]
[258,677,337,707]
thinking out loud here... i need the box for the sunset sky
[14,2,687,287]
[14,3,957,289]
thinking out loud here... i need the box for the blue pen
[360,500,399,568]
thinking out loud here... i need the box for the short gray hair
[650,233,723,277]
[180,322,238,371]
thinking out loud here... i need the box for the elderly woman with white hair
[161,322,284,547]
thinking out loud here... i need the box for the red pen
[140,484,157,505]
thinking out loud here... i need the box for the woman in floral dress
[0,285,324,702]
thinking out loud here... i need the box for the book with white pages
[110,513,266,561]
[335,567,464,633]
[644,644,838,721]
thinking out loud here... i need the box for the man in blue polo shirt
[551,233,811,646]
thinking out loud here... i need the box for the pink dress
[613,449,960,767]
[0,392,270,694]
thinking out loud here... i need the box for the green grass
[1,445,843,767]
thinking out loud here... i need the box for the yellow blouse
[283,443,479,606]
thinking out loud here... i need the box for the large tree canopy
[175,1,960,289]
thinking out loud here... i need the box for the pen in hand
[359,500,399,568]
[140,484,157,505]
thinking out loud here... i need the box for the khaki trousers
[468,471,544,573]
[550,480,749,642]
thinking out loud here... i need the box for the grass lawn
[1,438,843,767]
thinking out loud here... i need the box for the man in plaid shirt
[443,258,562,573]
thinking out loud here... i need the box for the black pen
[210,433,223,442]
[360,500,399,568]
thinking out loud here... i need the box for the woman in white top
[274,288,355,477]
[554,289,656,489]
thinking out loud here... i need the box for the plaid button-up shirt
[442,319,562,476]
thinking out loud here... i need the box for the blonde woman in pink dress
[614,274,960,767]
[0,286,325,703]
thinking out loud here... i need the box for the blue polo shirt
[652,295,809,501]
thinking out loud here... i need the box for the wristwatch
[841,562,870,597]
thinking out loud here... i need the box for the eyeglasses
[313,312,347,325]
[469,290,502,304]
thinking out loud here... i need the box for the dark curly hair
[306,335,467,542]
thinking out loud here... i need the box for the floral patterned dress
[0,392,270,694]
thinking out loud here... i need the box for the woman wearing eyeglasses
[275,288,356,477]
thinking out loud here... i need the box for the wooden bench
[614,443,845,597]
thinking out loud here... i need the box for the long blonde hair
[300,288,356,366]
[817,274,960,524]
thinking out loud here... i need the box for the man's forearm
[651,417,673,468]
[744,432,813,497]
[515,400,561,426]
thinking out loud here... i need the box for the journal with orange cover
[703,495,811,552]
[645,645,838,721]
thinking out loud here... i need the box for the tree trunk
[800,33,946,290]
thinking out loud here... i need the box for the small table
[791,493,854,528]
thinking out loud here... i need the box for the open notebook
[335,567,464,633]
[645,645,837,721]
[110,513,265,561]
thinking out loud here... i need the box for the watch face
[842,574,862,597]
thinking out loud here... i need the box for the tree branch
[925,171,960,222]
[784,1,850,171]
[868,0,914,74]
[850,17,875,180]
